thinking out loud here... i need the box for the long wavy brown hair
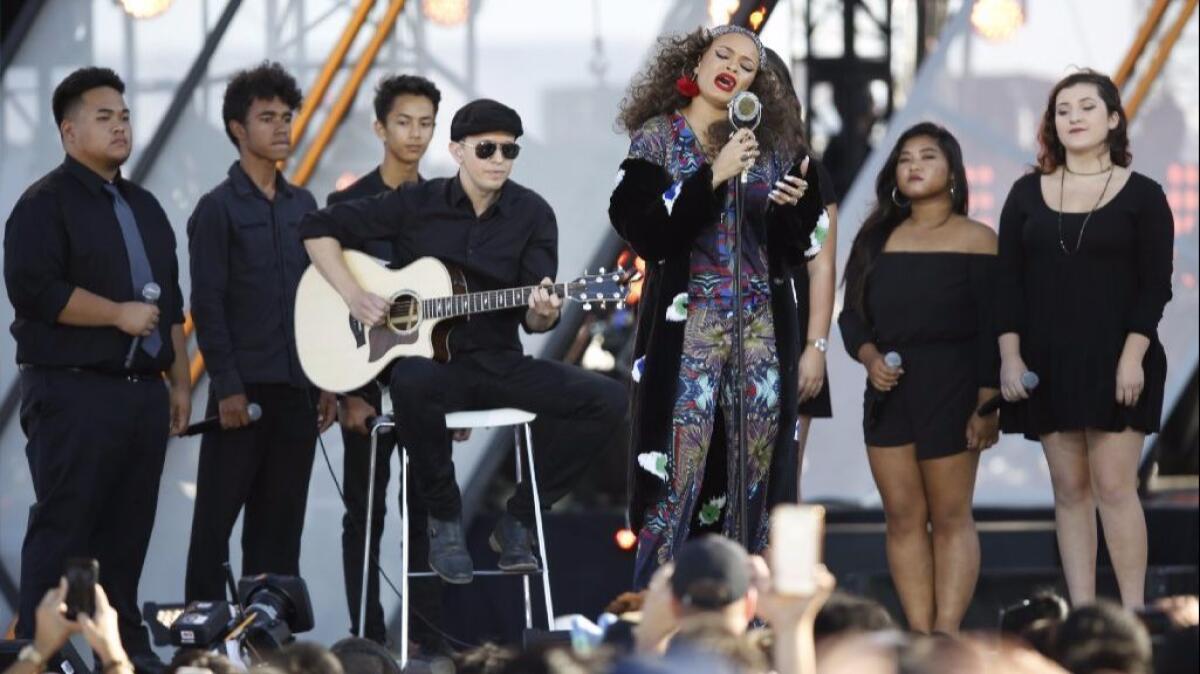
[617,27,805,161]
[1036,69,1131,174]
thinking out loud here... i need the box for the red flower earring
[675,73,700,98]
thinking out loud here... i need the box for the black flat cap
[450,98,523,141]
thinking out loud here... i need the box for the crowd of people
[6,534,1197,674]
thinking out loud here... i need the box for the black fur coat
[608,143,825,552]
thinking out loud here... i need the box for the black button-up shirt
[325,167,424,262]
[188,161,317,397]
[300,175,558,355]
[4,155,185,373]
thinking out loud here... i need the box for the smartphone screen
[769,504,825,596]
[64,558,99,619]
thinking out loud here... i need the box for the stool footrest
[406,570,543,578]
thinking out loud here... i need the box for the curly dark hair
[617,27,805,160]
[222,61,303,148]
[1036,69,1131,174]
[373,73,441,123]
[52,67,125,127]
[842,122,969,316]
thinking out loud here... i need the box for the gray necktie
[103,183,162,358]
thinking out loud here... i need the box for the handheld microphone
[977,371,1040,416]
[124,282,161,369]
[180,403,262,436]
[865,351,903,430]
[728,91,762,183]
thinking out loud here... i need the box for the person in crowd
[4,580,136,674]
[4,66,191,673]
[184,61,336,602]
[838,122,999,633]
[609,25,827,588]
[996,69,1174,609]
[1054,601,1152,674]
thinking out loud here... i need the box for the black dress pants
[339,384,442,646]
[387,351,627,524]
[16,368,168,659]
[184,383,318,601]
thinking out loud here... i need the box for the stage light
[423,0,469,26]
[614,528,637,551]
[970,0,1025,42]
[748,6,767,32]
[709,0,739,26]
[335,171,358,192]
[119,0,173,19]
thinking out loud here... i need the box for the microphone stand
[732,170,749,549]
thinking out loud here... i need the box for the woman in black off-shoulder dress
[839,122,999,634]
[996,70,1174,609]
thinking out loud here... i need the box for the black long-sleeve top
[298,175,559,355]
[839,252,1000,388]
[4,155,184,373]
[995,171,1173,341]
[993,171,1174,436]
[187,162,317,397]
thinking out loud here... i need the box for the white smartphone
[769,504,826,595]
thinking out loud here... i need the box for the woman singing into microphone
[996,70,1174,608]
[609,25,827,587]
[838,122,999,633]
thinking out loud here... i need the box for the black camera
[158,574,313,658]
[237,574,315,652]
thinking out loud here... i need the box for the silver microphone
[728,91,762,184]
[124,282,161,369]
[884,351,903,370]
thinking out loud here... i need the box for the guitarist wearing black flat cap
[299,98,627,584]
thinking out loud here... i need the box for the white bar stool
[362,406,555,669]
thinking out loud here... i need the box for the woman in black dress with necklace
[839,122,999,633]
[996,70,1174,608]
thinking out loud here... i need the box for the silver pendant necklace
[1058,165,1115,255]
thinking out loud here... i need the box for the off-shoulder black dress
[839,252,999,459]
[995,171,1174,440]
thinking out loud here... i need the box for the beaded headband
[708,24,766,67]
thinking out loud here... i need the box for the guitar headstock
[565,266,637,311]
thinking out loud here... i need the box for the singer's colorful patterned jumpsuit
[612,113,824,586]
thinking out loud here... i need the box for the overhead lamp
[970,0,1025,42]
[118,0,173,19]
[423,0,470,26]
[708,0,739,26]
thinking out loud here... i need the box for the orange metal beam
[290,0,377,150]
[1114,0,1170,88]
[1127,0,1198,119]
[290,0,408,187]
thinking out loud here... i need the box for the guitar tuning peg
[599,266,606,274]
[583,302,593,311]
[618,301,625,309]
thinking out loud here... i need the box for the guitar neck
[421,282,573,320]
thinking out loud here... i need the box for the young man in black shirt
[328,74,446,649]
[184,62,336,602]
[300,99,626,585]
[4,67,191,673]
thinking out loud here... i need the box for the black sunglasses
[460,140,520,160]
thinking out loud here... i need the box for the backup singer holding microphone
[609,25,826,588]
[838,123,999,633]
[184,62,337,602]
[996,70,1174,609]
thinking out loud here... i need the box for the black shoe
[489,513,539,572]
[128,651,167,674]
[426,515,474,584]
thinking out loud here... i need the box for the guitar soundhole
[388,292,421,332]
